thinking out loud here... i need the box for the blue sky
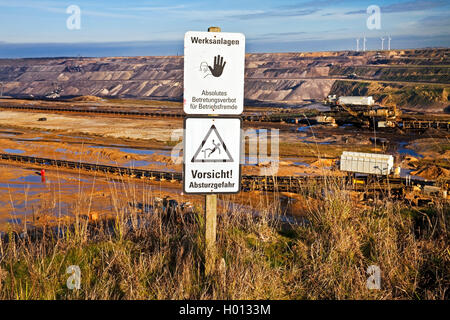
[0,0,449,57]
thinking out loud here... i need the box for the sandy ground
[0,163,308,231]
[0,125,347,177]
[0,163,201,231]
[0,108,448,230]
[0,133,181,172]
[0,114,448,178]
[0,108,390,177]
[0,111,181,141]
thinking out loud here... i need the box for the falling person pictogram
[191,125,233,163]
[202,139,222,159]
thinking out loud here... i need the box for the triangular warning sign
[191,124,233,163]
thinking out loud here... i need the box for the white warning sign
[183,31,245,115]
[184,117,241,194]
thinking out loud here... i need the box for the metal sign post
[183,26,245,275]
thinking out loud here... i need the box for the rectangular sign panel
[183,31,245,115]
[184,117,241,194]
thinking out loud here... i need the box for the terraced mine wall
[329,80,449,113]
[0,49,448,111]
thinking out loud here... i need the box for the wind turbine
[388,36,392,50]
[381,37,385,50]
[363,36,367,51]
[356,38,360,52]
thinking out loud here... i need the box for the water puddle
[398,142,423,158]
[0,131,23,137]
[281,157,311,167]
[399,168,425,181]
[124,160,151,167]
[0,183,44,195]
[294,162,310,166]
[15,137,43,141]
[297,137,333,144]
[11,174,45,184]
[296,126,315,133]
[3,148,25,154]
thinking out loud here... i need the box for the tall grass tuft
[0,174,448,300]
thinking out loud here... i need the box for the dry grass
[0,175,448,300]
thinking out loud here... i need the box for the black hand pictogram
[208,55,226,77]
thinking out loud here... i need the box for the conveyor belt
[0,153,440,194]
[1,104,449,130]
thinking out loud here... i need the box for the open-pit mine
[0,48,448,231]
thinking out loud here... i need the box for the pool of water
[294,162,310,166]
[399,168,425,180]
[15,137,43,141]
[398,142,423,158]
[3,148,25,154]
[0,132,22,137]
[0,183,45,195]
[124,160,151,167]
[282,157,311,167]
[296,126,315,133]
[0,166,119,229]
[398,148,423,158]
[11,174,46,183]
[298,137,333,145]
